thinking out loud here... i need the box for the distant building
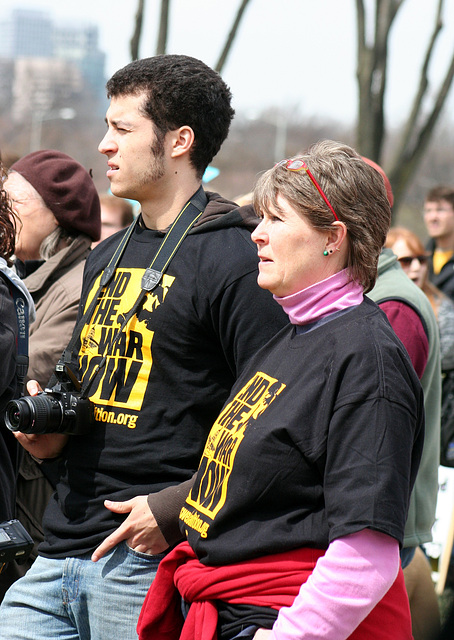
[0,8,106,119]
[52,21,106,96]
[12,58,84,122]
[0,59,14,113]
[0,9,53,58]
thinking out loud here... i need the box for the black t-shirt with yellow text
[182,299,424,565]
[39,198,288,558]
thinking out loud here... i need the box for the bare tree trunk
[130,0,145,61]
[215,0,252,74]
[156,0,170,55]
[355,0,402,160]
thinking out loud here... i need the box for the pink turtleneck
[274,268,363,325]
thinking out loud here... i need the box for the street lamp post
[246,109,289,164]
[29,108,76,153]
[273,112,288,163]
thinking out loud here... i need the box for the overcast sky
[9,0,454,126]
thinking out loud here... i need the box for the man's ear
[169,126,195,158]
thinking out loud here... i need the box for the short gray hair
[39,226,78,260]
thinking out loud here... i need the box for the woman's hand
[91,495,169,562]
[12,379,69,459]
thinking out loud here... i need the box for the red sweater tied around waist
[137,541,412,640]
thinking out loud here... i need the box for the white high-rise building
[0,7,106,112]
[0,9,53,58]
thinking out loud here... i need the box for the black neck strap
[60,187,208,397]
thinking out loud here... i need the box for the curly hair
[0,165,18,263]
[253,140,392,293]
[106,55,235,179]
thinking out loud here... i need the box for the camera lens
[5,400,31,432]
[4,394,64,434]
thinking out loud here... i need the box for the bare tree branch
[386,0,454,211]
[215,0,252,74]
[389,40,454,209]
[354,0,454,217]
[356,0,403,159]
[356,0,366,51]
[130,0,145,61]
[390,0,443,173]
[156,0,170,55]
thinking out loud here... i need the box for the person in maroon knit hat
[0,150,101,601]
[5,149,101,386]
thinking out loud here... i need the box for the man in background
[424,186,454,301]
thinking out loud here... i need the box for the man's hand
[91,495,169,562]
[253,630,273,639]
[13,379,68,459]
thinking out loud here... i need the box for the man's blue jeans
[0,542,164,640]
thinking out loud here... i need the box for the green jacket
[368,248,441,547]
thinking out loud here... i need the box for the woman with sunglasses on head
[138,141,424,640]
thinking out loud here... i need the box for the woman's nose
[251,219,267,245]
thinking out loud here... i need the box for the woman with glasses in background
[387,225,454,481]
[138,141,424,640]
[386,226,454,374]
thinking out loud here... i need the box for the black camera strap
[60,187,208,398]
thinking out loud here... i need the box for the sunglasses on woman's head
[276,157,339,222]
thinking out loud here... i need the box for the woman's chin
[257,274,274,294]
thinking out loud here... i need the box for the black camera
[0,520,33,566]
[4,363,93,436]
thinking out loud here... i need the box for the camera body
[0,520,33,565]
[4,363,93,436]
